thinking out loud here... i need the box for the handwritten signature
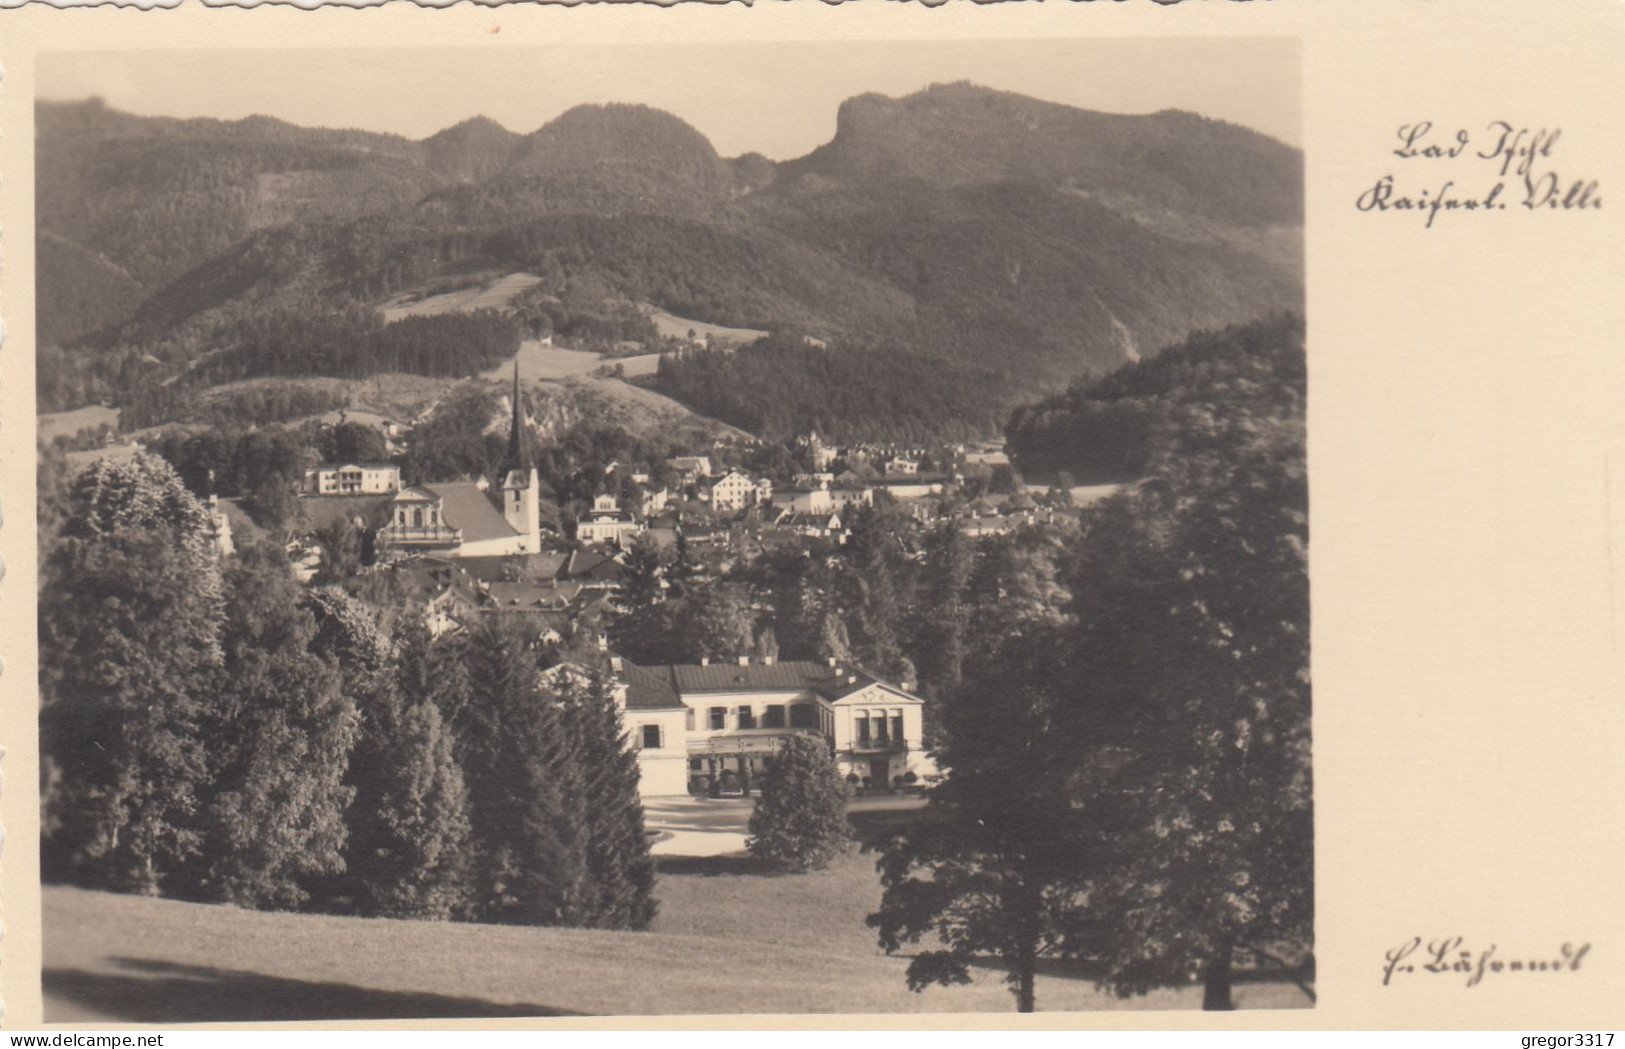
[1383,937,1591,987]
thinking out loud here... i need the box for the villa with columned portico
[611,655,929,797]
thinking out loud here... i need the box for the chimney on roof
[763,654,775,666]
[826,656,838,668]
[701,656,710,666]
[737,655,750,666]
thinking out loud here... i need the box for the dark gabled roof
[616,656,920,707]
[425,482,518,543]
[482,580,583,611]
[453,551,570,583]
[565,548,624,580]
[622,662,685,710]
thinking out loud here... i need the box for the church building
[379,364,543,559]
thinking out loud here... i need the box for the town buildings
[772,483,835,516]
[612,655,928,797]
[668,455,713,486]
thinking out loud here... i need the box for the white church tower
[499,362,542,554]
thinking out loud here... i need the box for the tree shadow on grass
[653,853,780,877]
[45,958,582,1023]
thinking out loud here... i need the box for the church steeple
[499,360,531,477]
[499,359,542,553]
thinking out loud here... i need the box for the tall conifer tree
[460,617,583,924]
[557,671,657,929]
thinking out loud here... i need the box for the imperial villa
[612,655,928,797]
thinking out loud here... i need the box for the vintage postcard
[0,0,1619,1031]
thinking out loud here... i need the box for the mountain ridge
[36,85,1304,434]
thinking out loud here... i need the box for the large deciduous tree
[867,629,1090,1013]
[1053,315,1310,1010]
[39,453,225,895]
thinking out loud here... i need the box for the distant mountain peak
[423,115,525,182]
[787,83,1301,228]
[510,102,732,194]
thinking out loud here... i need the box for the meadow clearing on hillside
[44,800,1311,1022]
[380,272,544,324]
[38,404,120,442]
[480,341,607,382]
[642,305,767,346]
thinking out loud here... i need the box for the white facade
[305,463,401,496]
[830,485,874,509]
[577,494,642,545]
[638,486,671,517]
[771,485,834,515]
[616,658,928,798]
[502,465,543,555]
[630,709,693,796]
[707,471,759,513]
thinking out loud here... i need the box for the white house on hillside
[304,462,401,496]
[577,493,642,545]
[707,470,760,513]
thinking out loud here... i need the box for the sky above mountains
[39,38,1301,159]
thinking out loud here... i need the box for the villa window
[710,707,726,730]
[790,703,818,729]
[856,715,871,745]
[685,709,696,731]
[763,705,786,729]
[874,715,889,743]
[891,714,905,745]
[738,706,757,730]
[641,724,662,749]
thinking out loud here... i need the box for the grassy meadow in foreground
[44,845,1310,1022]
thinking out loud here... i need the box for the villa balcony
[847,738,909,755]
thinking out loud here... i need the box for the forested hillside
[654,335,1018,443]
[1005,313,1307,483]
[38,86,1303,439]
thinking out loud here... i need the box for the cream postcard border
[2,0,1622,1030]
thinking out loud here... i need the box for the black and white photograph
[32,38,1310,1022]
